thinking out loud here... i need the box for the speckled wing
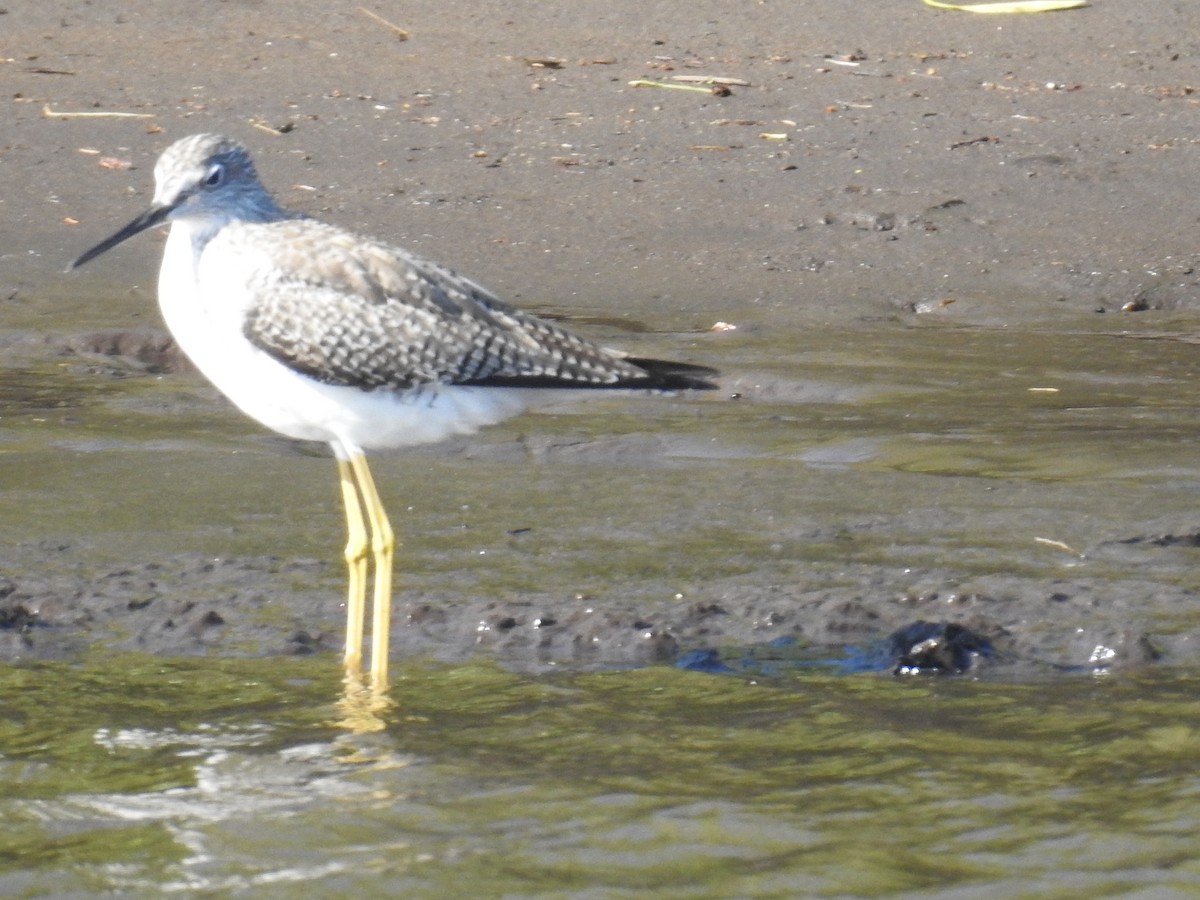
[231,219,716,392]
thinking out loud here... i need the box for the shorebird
[70,133,716,688]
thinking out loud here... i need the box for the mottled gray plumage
[69,132,716,689]
[74,133,716,397]
[233,218,716,392]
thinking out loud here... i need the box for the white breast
[156,219,530,450]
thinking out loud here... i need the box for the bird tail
[625,358,720,391]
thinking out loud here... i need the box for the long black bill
[69,204,173,270]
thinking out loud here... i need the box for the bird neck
[225,184,290,225]
[173,187,292,257]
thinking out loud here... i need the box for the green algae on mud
[3,316,1200,671]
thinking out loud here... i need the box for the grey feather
[232,219,716,392]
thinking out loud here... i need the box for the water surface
[1,656,1197,896]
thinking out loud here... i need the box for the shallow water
[1,655,1198,897]
[5,299,1200,892]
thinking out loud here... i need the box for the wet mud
[3,1,1200,678]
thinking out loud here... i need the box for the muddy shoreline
[3,1,1199,676]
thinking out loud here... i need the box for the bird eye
[205,165,224,187]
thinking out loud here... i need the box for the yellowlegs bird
[70,133,716,688]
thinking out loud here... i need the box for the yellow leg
[336,456,369,678]
[347,453,395,689]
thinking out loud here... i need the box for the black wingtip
[461,357,720,391]
[626,357,720,391]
